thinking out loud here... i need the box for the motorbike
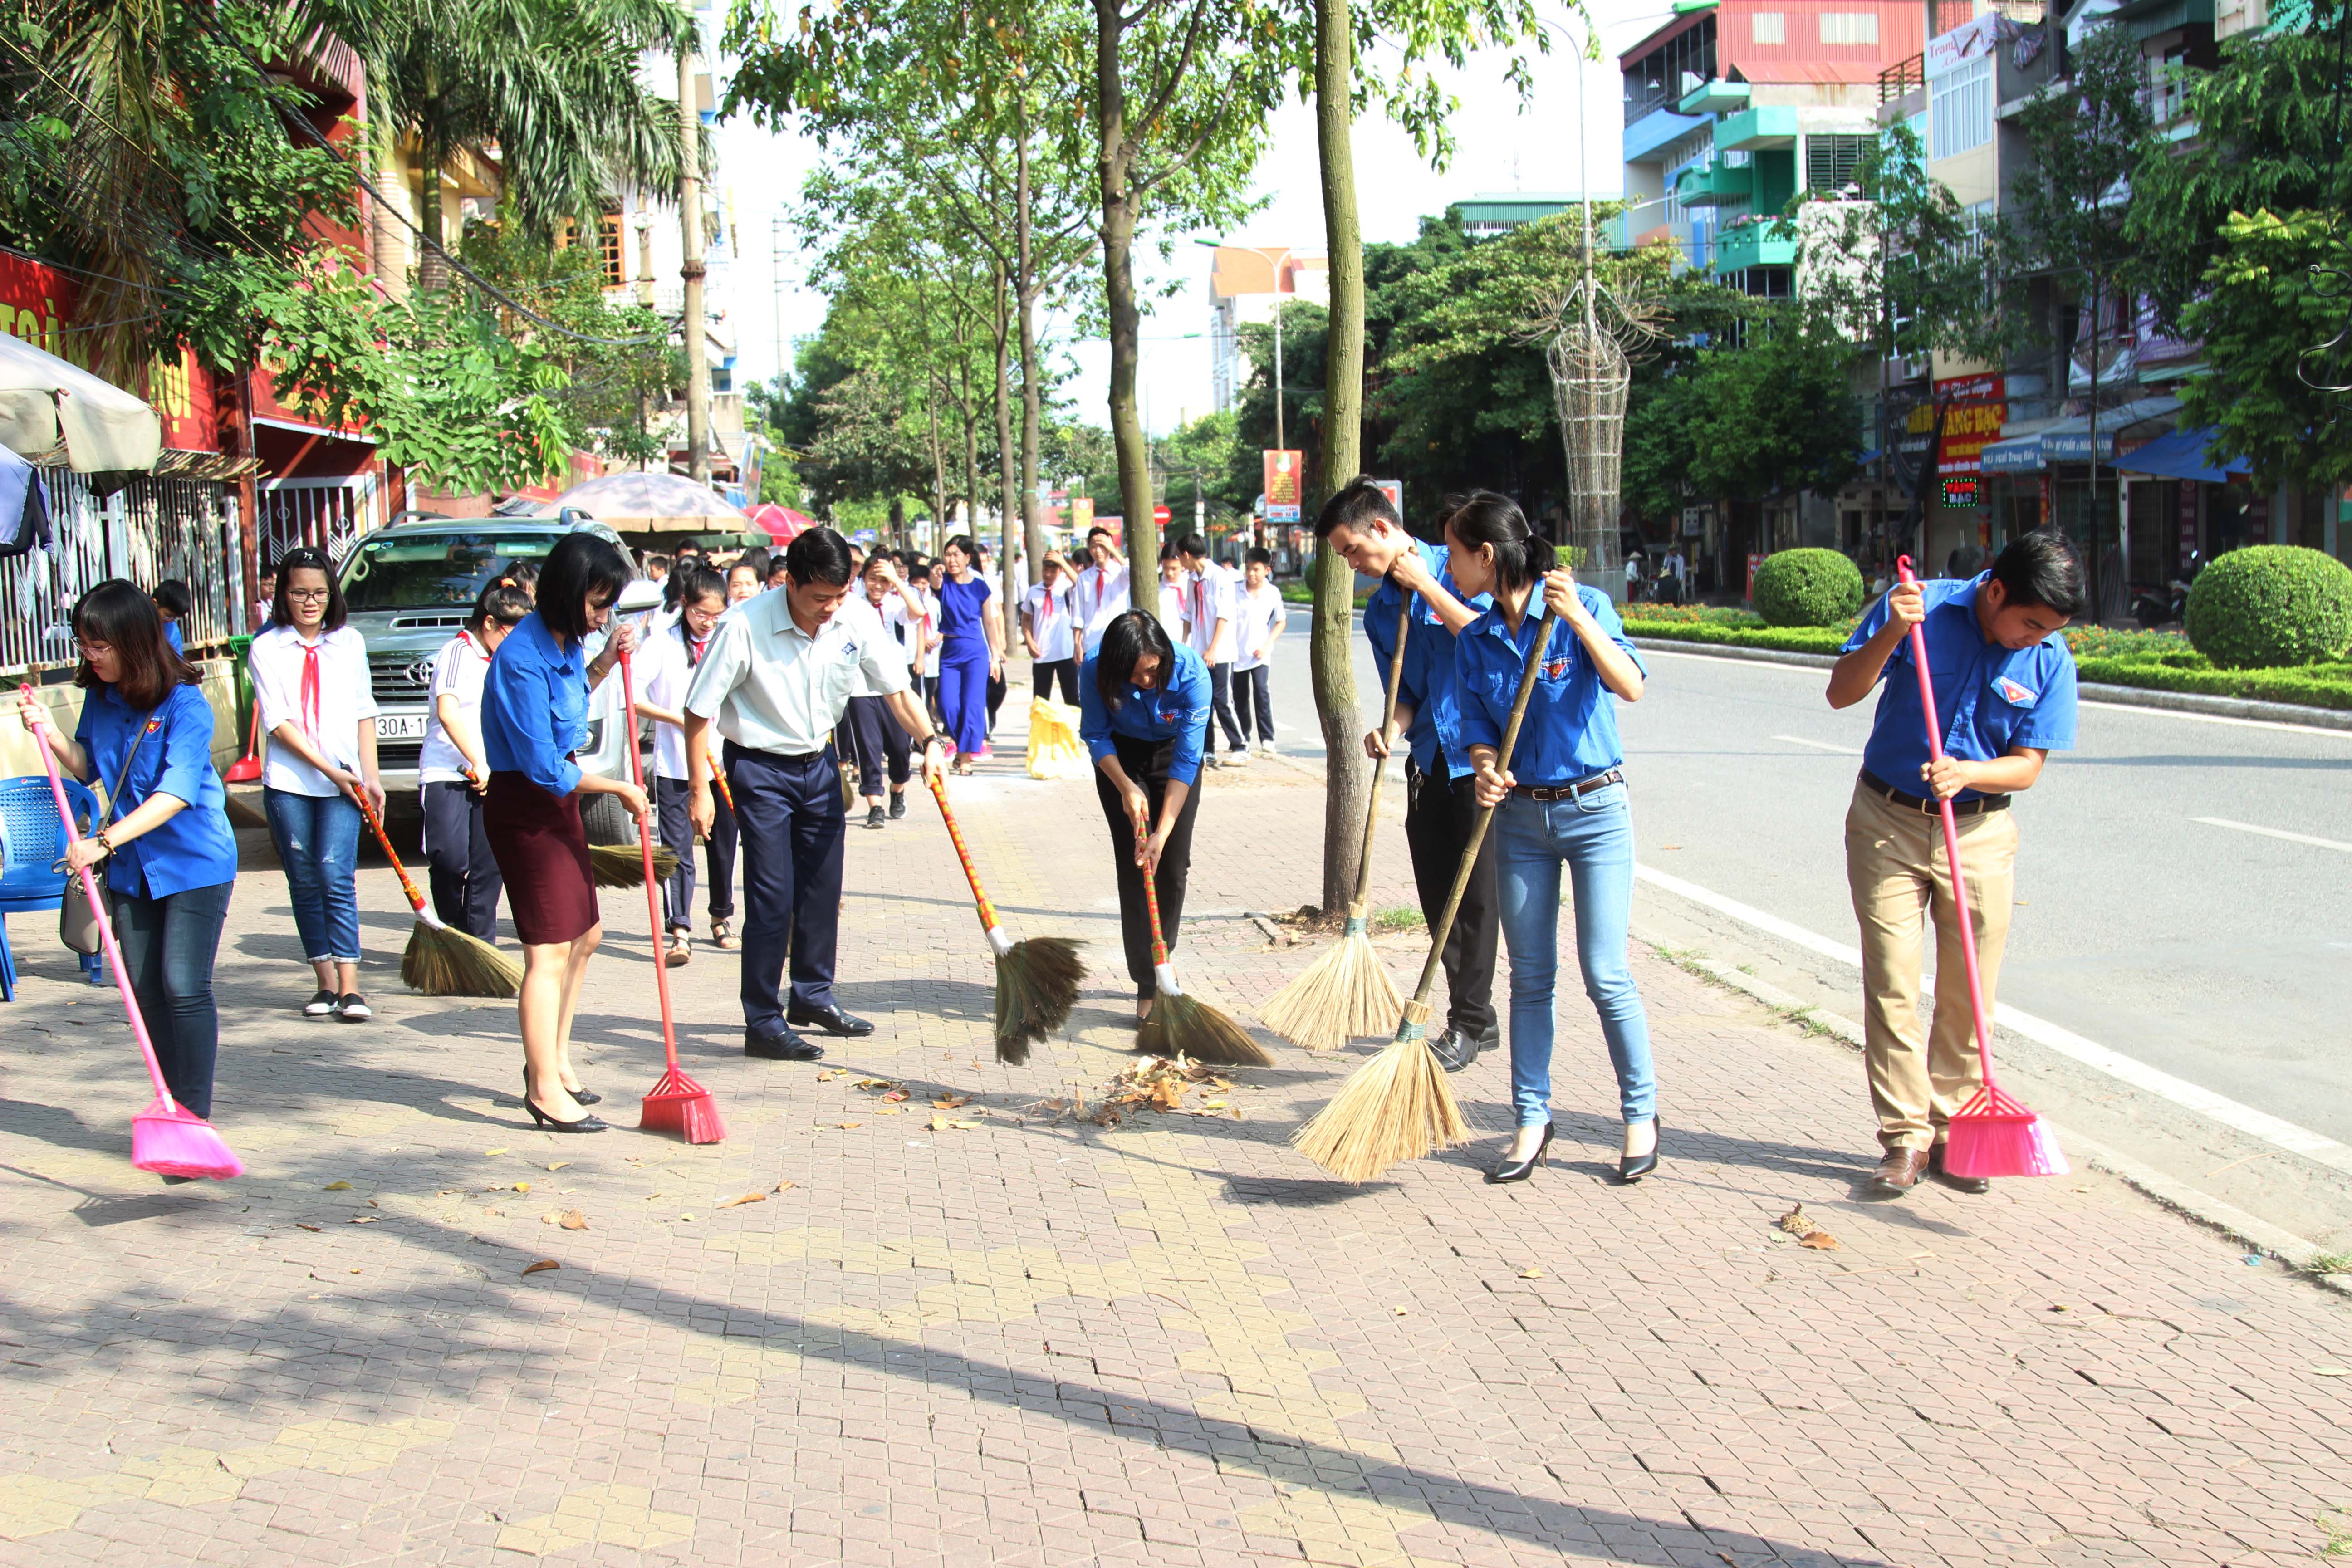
[2133,553,2200,628]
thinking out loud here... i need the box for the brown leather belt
[1860,769,2009,818]
[1512,769,1624,803]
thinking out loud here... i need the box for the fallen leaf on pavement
[932,1093,970,1109]
[1798,1232,1841,1251]
[852,1078,894,1092]
[1660,843,1682,850]
[546,1161,570,1171]
[950,1119,981,1131]
[678,1214,696,1223]
[833,1122,861,1130]
[296,1224,321,1232]
[930,1114,951,1132]
[1392,1306,1408,1316]
[1519,1267,1544,1279]
[348,1216,377,1225]
[323,1181,352,1191]
[514,1181,531,1193]
[1775,1204,1819,1237]
[881,1089,909,1102]
[876,1107,903,1116]
[484,1147,509,1157]
[773,1180,797,1192]
[559,1210,587,1230]
[2314,1367,2352,1377]
[541,1210,563,1225]
[522,1259,560,1275]
[719,1192,766,1208]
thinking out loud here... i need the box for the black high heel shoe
[1618,1119,1660,1183]
[1487,1122,1553,1184]
[524,1098,608,1133]
[524,1069,598,1107]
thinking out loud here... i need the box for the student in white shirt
[1155,547,1192,649]
[1230,546,1289,755]
[1176,534,1250,766]
[630,565,737,964]
[847,553,930,827]
[419,582,531,943]
[1021,553,1081,705]
[1070,528,1130,655]
[248,545,382,1022]
[921,556,947,726]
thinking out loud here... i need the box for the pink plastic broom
[21,687,245,1180]
[616,650,724,1143]
[1891,561,2067,1179]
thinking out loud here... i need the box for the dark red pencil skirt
[484,770,599,946]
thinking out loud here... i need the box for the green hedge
[1624,615,2352,710]
[2183,545,2352,669]
[1751,548,1865,627]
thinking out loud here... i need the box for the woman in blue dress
[933,534,1004,774]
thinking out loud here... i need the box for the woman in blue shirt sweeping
[16,582,239,1127]
[1447,494,1659,1186]
[1080,609,1212,1020]
[480,534,650,1133]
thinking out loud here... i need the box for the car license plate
[376,713,427,740]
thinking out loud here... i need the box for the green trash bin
[226,633,255,748]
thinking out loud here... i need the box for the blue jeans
[1493,783,1655,1128]
[263,788,362,964]
[110,879,233,1118]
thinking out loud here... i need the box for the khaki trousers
[1843,779,2018,1152]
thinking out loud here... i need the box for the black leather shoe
[745,1026,825,1061]
[787,1003,874,1038]
[1928,1145,1990,1194]
[1487,1122,1553,1184]
[524,1069,598,1107]
[1617,1120,1660,1183]
[888,790,907,820]
[1427,1027,1479,1074]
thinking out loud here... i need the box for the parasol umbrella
[0,334,162,474]
[745,502,817,545]
[547,471,748,533]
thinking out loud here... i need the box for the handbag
[59,714,152,956]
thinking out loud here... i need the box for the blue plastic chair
[0,774,107,1000]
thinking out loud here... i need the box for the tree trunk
[418,127,448,295]
[960,348,981,537]
[1094,0,1156,614]
[993,267,1020,611]
[677,48,711,485]
[926,382,949,539]
[1016,117,1049,584]
[1309,0,1370,912]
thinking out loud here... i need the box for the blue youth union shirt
[1079,639,1213,784]
[1842,572,2078,801]
[481,611,590,796]
[1453,587,1645,786]
[1364,539,1493,774]
[75,681,239,897]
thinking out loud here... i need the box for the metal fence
[257,472,382,568]
[1,468,244,675]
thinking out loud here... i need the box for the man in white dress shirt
[683,529,944,1060]
[1176,534,1249,767]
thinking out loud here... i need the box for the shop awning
[1980,435,2045,474]
[2039,397,2180,461]
[2109,424,2250,485]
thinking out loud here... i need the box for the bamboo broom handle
[1405,598,1553,1010]
[348,784,437,923]
[1345,596,1414,918]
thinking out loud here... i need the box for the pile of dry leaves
[1034,1056,1241,1129]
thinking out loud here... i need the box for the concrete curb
[1643,935,2352,1298]
[1630,636,2352,732]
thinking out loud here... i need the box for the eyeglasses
[287,588,332,603]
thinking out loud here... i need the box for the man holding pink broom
[1826,533,2084,1197]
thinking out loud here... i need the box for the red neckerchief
[678,619,710,666]
[1036,583,1058,628]
[298,634,323,740]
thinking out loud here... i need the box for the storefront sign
[1941,477,1979,507]
[0,251,221,452]
[1926,14,2000,78]
[2176,479,2197,569]
[1908,375,2008,479]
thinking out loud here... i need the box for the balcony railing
[1879,53,1924,103]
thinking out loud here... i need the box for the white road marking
[1771,735,1864,755]
[2191,816,2352,854]
[2079,698,2352,740]
[1638,647,1821,675]
[1633,862,2352,1171]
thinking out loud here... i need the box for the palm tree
[323,0,701,290]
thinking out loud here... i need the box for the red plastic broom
[1893,558,2066,1179]
[617,649,723,1143]
[21,688,245,1180]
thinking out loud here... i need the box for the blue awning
[1981,436,2045,474]
[2109,424,2249,485]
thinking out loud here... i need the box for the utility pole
[677,47,711,486]
[771,213,789,387]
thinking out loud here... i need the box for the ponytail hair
[1443,490,1554,592]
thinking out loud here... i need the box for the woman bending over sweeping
[479,534,649,1132]
[1446,493,1658,1186]
[1079,609,1212,1022]
[17,582,240,1132]
[248,545,382,1022]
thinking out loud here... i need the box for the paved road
[1616,645,2352,1147]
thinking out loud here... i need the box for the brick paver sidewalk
[0,734,2346,1567]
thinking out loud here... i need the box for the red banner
[1262,449,1303,524]
[0,252,221,452]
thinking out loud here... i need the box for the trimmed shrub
[1751,548,1866,627]
[2183,545,2352,669]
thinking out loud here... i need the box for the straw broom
[1890,556,2066,1180]
[587,713,677,887]
[1294,600,1554,1182]
[619,647,723,1142]
[1136,828,1273,1068]
[1259,598,1411,1049]
[926,772,1085,1064]
[349,787,524,997]
[22,689,244,1179]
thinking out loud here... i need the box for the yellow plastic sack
[1026,696,1089,780]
